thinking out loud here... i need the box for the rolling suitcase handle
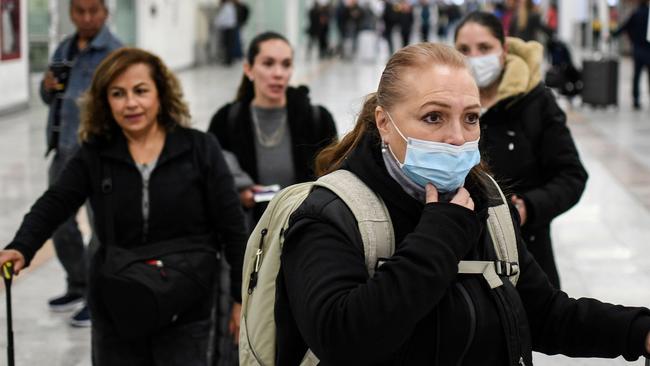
[2,262,14,366]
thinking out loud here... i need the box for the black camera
[49,61,73,93]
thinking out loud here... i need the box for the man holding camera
[40,0,121,327]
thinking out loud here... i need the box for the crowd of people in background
[3,0,650,365]
[304,0,561,60]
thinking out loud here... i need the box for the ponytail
[315,93,380,176]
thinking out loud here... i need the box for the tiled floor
[1,39,650,365]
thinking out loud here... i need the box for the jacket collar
[99,126,192,166]
[86,25,115,51]
[495,37,544,104]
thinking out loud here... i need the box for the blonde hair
[79,47,191,142]
[315,42,468,175]
[315,42,492,192]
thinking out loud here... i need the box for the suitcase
[2,262,14,366]
[581,58,619,107]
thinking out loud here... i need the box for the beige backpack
[239,170,519,366]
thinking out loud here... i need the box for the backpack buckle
[494,261,519,277]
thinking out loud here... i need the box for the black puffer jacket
[480,37,588,288]
[208,85,337,185]
[276,133,650,366]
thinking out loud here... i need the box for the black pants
[91,317,211,366]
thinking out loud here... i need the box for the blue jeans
[48,148,98,296]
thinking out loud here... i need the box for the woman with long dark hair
[208,31,338,227]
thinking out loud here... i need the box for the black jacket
[276,133,650,365]
[613,4,650,51]
[7,127,247,301]
[480,37,588,288]
[481,83,588,244]
[207,86,338,185]
[208,86,337,223]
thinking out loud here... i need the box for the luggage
[581,58,618,107]
[581,40,619,107]
[2,262,14,366]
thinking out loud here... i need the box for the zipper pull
[518,356,526,366]
[248,228,268,294]
[147,259,167,278]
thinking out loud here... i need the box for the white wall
[0,0,29,113]
[559,0,589,45]
[136,0,197,70]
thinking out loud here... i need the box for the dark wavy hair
[235,31,292,101]
[79,47,191,142]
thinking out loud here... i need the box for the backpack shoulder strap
[227,101,241,132]
[457,174,520,288]
[484,174,520,286]
[315,170,394,277]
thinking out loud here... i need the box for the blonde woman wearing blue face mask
[455,11,588,290]
[273,43,650,366]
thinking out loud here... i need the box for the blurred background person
[397,0,414,47]
[419,0,431,42]
[509,0,552,42]
[214,0,239,66]
[0,47,248,365]
[336,0,363,60]
[208,32,338,229]
[39,0,121,328]
[611,0,650,110]
[382,0,398,54]
[455,11,588,289]
[306,0,332,59]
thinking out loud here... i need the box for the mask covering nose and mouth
[468,52,503,88]
[384,111,481,193]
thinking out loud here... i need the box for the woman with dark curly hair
[0,47,247,365]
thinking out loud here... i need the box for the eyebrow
[420,101,482,110]
[109,82,149,90]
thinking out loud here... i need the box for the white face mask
[468,52,503,88]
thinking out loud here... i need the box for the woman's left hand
[229,302,242,345]
[511,195,527,226]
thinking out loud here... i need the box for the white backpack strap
[300,350,319,366]
[485,174,520,286]
[456,175,520,287]
[315,170,395,277]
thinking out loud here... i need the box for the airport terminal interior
[1,0,650,365]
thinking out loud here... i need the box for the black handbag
[98,161,218,340]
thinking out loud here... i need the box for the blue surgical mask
[385,112,481,193]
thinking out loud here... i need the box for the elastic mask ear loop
[385,111,408,143]
[383,111,408,167]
